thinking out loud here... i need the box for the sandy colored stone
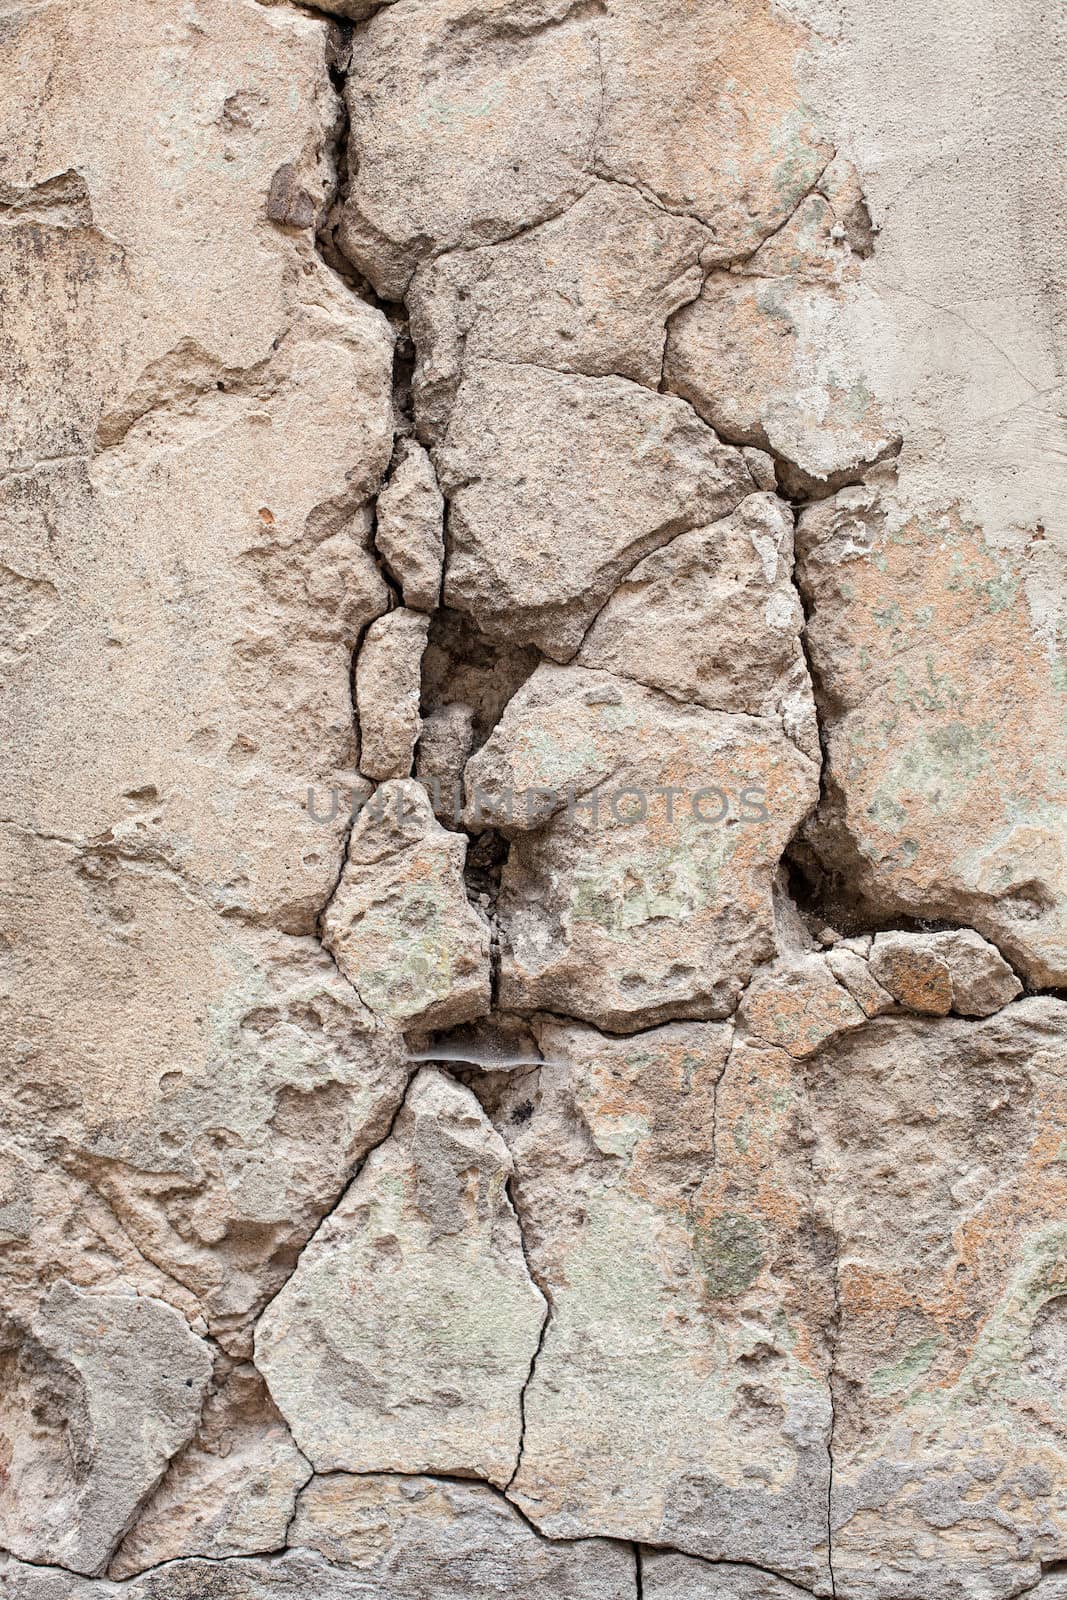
[824,946,895,1018]
[255,1069,545,1484]
[578,491,818,757]
[109,1367,309,1576]
[642,1552,816,1600]
[495,1020,833,1587]
[0,1283,212,1575]
[465,664,818,1029]
[356,609,431,780]
[408,182,705,436]
[415,702,475,825]
[737,952,867,1058]
[438,363,753,659]
[0,827,409,1344]
[337,0,601,298]
[374,441,445,611]
[595,0,831,259]
[0,0,395,935]
[291,1473,635,1596]
[322,780,491,1030]
[809,1000,1067,1599]
[797,489,1067,984]
[869,929,1022,1018]
[665,272,899,489]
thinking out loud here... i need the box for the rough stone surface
[374,441,445,612]
[466,664,818,1029]
[495,1020,834,1588]
[355,608,431,780]
[437,364,754,658]
[0,1284,212,1575]
[3,0,1064,1585]
[322,781,491,1030]
[256,1070,545,1484]
[291,1473,634,1596]
[109,1366,309,1576]
[797,491,1067,984]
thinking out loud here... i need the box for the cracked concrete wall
[0,0,1063,1595]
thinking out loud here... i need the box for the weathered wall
[0,0,1064,1594]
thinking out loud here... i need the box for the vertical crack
[503,1172,552,1496]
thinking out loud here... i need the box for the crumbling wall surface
[0,0,1064,1594]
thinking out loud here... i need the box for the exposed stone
[0,828,409,1345]
[797,490,1067,984]
[496,1019,834,1588]
[868,929,1022,1017]
[415,702,475,824]
[356,609,431,780]
[577,491,818,757]
[374,441,445,611]
[337,0,602,298]
[109,1366,309,1576]
[593,0,832,260]
[291,1473,635,1596]
[642,1552,816,1600]
[809,1000,1067,1599]
[408,181,705,436]
[665,272,899,490]
[824,945,895,1018]
[437,364,754,658]
[0,1283,212,1575]
[737,952,867,1057]
[256,1070,545,1484]
[465,664,818,1029]
[322,781,491,1030]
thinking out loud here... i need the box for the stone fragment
[665,273,898,489]
[255,1069,545,1484]
[109,1366,309,1576]
[578,491,817,755]
[737,953,867,1057]
[810,1001,1067,1599]
[322,781,491,1030]
[868,929,1022,1017]
[0,1551,378,1600]
[642,1552,816,1600]
[408,182,705,435]
[439,363,753,658]
[374,441,445,611]
[355,609,430,780]
[594,0,832,260]
[496,1020,833,1588]
[796,489,1067,985]
[338,0,601,297]
[415,702,475,824]
[824,945,895,1018]
[742,447,779,491]
[0,825,410,1344]
[0,1283,212,1575]
[465,664,818,1029]
[291,1473,635,1596]
[868,931,954,1015]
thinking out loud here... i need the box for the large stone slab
[494,1019,834,1589]
[810,1000,1067,1599]
[796,487,1067,984]
[256,1069,545,1484]
[0,826,409,1346]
